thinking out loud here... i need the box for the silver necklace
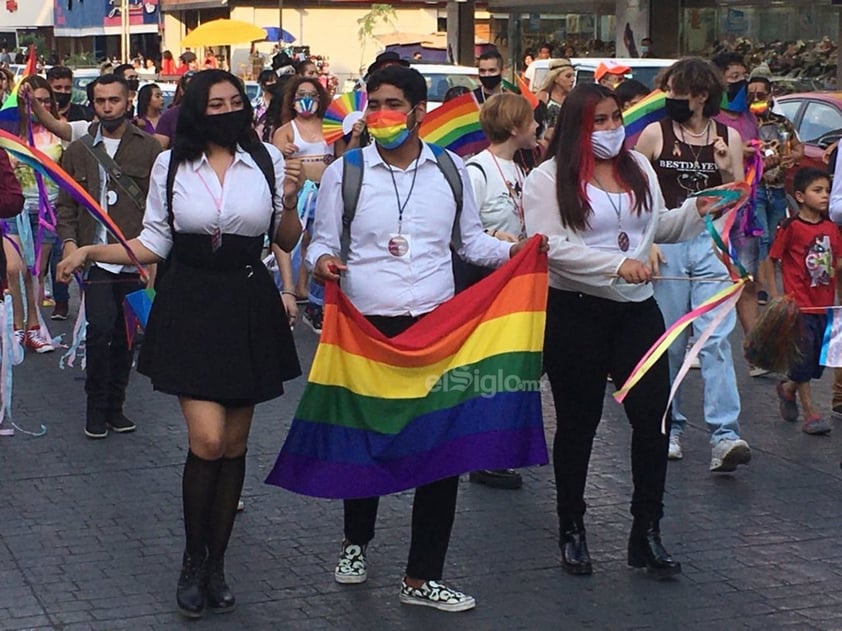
[592,174,629,252]
[678,121,710,171]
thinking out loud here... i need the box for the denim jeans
[754,186,788,260]
[653,234,742,446]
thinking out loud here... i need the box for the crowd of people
[1,41,841,621]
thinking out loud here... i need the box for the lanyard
[489,152,525,231]
[386,154,420,234]
[196,169,224,226]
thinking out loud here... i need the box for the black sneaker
[303,305,323,335]
[468,469,523,489]
[107,412,136,433]
[85,411,109,439]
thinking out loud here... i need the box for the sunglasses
[748,92,768,101]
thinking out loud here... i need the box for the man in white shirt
[309,65,533,612]
[56,75,161,439]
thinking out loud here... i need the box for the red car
[776,91,842,175]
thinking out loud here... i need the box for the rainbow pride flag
[266,237,549,499]
[420,92,489,157]
[0,45,37,123]
[623,89,666,142]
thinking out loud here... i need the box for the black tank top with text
[653,119,728,208]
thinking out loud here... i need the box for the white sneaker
[334,541,367,584]
[399,578,476,612]
[668,435,683,460]
[710,438,751,472]
[748,364,770,378]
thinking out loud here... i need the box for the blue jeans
[754,186,788,260]
[653,234,742,445]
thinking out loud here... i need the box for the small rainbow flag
[420,92,489,157]
[623,89,666,142]
[0,129,148,278]
[265,236,549,499]
[515,74,540,110]
[123,287,156,348]
[0,45,37,123]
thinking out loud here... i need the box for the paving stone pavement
[2,297,842,630]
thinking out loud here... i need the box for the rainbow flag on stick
[420,92,489,157]
[622,89,666,143]
[0,45,37,123]
[266,237,549,499]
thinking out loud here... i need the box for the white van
[524,57,676,93]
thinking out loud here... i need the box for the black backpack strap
[165,152,178,231]
[250,142,278,238]
[428,143,464,250]
[340,148,364,262]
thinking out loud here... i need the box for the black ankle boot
[176,551,208,618]
[207,556,237,613]
[560,519,592,575]
[628,520,681,579]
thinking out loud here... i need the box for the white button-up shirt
[139,143,285,259]
[307,142,512,316]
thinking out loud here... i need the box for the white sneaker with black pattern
[334,541,367,584]
[399,578,476,612]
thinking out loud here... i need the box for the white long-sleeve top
[306,142,512,316]
[523,150,706,303]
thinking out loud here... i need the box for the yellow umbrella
[181,19,267,48]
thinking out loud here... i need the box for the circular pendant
[617,231,630,252]
[388,235,409,257]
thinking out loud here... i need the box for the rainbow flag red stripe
[420,92,489,157]
[0,46,37,123]
[266,237,549,499]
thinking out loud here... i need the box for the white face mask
[591,127,626,160]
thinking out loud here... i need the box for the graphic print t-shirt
[769,216,842,309]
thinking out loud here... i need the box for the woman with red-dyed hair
[523,83,723,579]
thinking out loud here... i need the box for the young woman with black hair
[57,69,303,618]
[523,83,727,579]
[134,83,164,134]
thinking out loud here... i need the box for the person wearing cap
[595,61,631,90]
[366,51,409,78]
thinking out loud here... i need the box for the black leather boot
[176,551,207,618]
[628,520,682,579]
[560,519,592,575]
[207,556,237,613]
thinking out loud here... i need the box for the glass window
[798,101,842,143]
[776,99,802,125]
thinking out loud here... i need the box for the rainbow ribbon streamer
[419,92,489,157]
[0,129,148,280]
[614,279,747,406]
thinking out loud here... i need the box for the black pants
[542,289,671,528]
[84,266,143,414]
[343,314,459,581]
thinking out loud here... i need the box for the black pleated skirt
[137,232,301,405]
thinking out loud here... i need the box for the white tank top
[291,120,334,160]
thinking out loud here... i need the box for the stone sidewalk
[2,311,842,630]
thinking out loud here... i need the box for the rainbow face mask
[366,109,415,149]
[294,96,319,117]
[750,100,770,116]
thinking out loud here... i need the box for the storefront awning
[54,25,160,37]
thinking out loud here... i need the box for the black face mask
[54,92,72,109]
[100,114,126,133]
[665,97,694,124]
[126,78,140,92]
[726,79,747,103]
[204,109,250,148]
[479,74,502,91]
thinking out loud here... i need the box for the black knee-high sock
[208,453,246,560]
[182,450,223,557]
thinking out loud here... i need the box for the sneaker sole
[28,346,55,354]
[50,315,68,321]
[667,451,683,461]
[84,429,108,439]
[334,571,367,584]
[177,605,206,619]
[107,424,136,433]
[304,319,322,335]
[710,444,751,472]
[399,593,476,612]
[468,472,523,490]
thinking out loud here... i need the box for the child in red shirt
[769,167,842,434]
